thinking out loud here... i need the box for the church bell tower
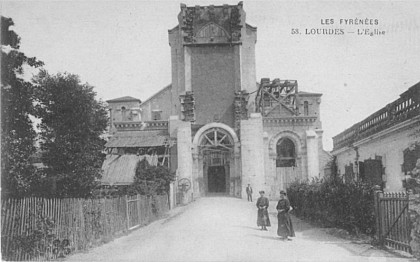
[168,2,257,128]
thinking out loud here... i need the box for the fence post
[373,185,383,245]
[408,189,420,258]
[125,195,129,230]
[169,183,174,210]
[137,194,141,226]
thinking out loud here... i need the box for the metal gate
[126,195,151,230]
[375,190,411,253]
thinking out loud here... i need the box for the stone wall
[176,121,193,204]
[297,94,323,129]
[108,100,141,133]
[140,85,172,121]
[407,158,420,258]
[262,119,330,198]
[240,113,265,197]
[306,130,320,179]
[263,120,308,177]
[240,24,257,93]
[191,45,236,127]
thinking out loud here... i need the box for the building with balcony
[331,82,420,191]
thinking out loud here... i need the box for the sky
[2,0,420,150]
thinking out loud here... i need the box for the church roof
[106,96,141,103]
[105,130,171,148]
[298,91,322,96]
[140,84,172,105]
[169,23,256,33]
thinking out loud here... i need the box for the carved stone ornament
[179,3,243,44]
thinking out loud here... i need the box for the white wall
[240,113,265,197]
[334,122,419,192]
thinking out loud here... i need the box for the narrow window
[344,163,354,182]
[276,138,296,167]
[304,101,309,116]
[121,106,127,121]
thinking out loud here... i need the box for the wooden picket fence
[374,190,411,253]
[126,195,169,230]
[1,194,169,261]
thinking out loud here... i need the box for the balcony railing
[114,120,168,131]
[333,82,420,151]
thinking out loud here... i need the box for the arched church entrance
[201,128,232,193]
[192,123,241,197]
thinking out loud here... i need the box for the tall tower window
[304,101,309,116]
[276,138,296,167]
[121,106,127,121]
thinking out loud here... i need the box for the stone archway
[268,131,304,196]
[192,123,241,197]
[268,130,302,157]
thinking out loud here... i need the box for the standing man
[246,184,253,202]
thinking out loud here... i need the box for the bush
[130,159,175,196]
[287,177,376,236]
[92,159,175,198]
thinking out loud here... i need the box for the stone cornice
[183,42,242,47]
[263,116,317,124]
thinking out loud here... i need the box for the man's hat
[280,190,286,195]
[259,190,265,194]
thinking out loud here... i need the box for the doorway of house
[207,166,226,193]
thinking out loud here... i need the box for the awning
[101,155,140,185]
[105,130,171,148]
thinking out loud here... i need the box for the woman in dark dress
[256,191,271,230]
[276,190,295,240]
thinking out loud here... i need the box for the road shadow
[205,193,235,198]
[233,225,263,231]
[251,234,283,241]
[291,217,345,242]
[274,214,413,260]
[267,211,347,242]
[329,242,412,259]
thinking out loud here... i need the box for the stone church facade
[104,2,332,202]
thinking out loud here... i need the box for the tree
[1,16,44,197]
[33,71,108,198]
[130,159,174,196]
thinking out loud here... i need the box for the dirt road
[66,196,413,262]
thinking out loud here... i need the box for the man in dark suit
[246,184,253,202]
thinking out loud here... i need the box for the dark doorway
[360,159,383,188]
[208,166,226,193]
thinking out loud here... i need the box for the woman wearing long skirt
[256,191,271,230]
[276,190,295,240]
